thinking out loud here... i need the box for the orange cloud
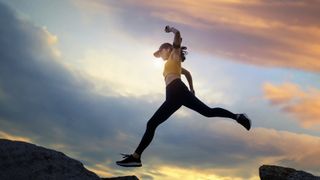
[263,82,320,128]
[75,0,320,72]
[147,0,320,72]
[263,82,305,104]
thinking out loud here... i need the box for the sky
[0,0,319,179]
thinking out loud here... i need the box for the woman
[116,26,251,167]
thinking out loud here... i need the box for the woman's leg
[134,100,181,156]
[182,91,237,120]
[182,91,251,130]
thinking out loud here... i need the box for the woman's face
[159,48,171,61]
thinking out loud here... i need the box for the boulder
[259,165,320,180]
[0,139,138,180]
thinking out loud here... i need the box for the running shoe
[236,114,251,131]
[116,154,142,167]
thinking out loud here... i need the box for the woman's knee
[201,107,221,117]
[146,120,158,131]
[197,108,212,117]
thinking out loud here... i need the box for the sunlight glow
[153,58,164,69]
[154,165,259,180]
[0,131,32,143]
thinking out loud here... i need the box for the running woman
[116,26,251,167]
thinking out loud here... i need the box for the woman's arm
[165,26,182,48]
[165,26,183,60]
[181,68,195,94]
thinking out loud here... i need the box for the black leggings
[134,79,237,155]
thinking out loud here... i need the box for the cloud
[263,82,304,105]
[2,1,320,179]
[263,82,320,129]
[150,165,257,180]
[0,0,155,166]
[73,0,320,72]
[74,48,164,99]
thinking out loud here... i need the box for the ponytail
[181,46,188,62]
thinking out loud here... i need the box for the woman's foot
[236,114,251,131]
[116,154,142,167]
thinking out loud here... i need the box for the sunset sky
[0,0,320,179]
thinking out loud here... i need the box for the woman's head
[153,43,188,61]
[153,43,172,60]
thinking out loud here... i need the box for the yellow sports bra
[163,48,181,77]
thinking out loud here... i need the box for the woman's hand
[164,26,179,34]
[165,26,171,33]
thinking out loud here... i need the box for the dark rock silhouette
[0,139,138,180]
[260,165,320,180]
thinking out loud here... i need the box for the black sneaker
[236,114,251,131]
[116,154,142,167]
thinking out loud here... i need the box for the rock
[259,165,320,180]
[0,139,138,180]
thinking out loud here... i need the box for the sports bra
[163,48,181,78]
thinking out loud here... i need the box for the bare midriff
[165,73,180,86]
